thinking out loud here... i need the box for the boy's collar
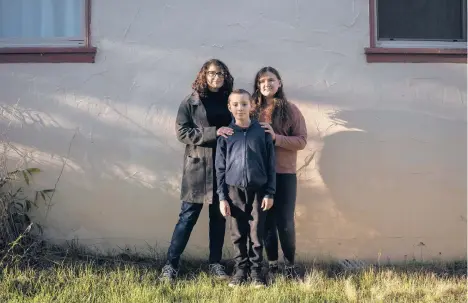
[229,119,259,130]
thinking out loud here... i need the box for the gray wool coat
[175,91,229,204]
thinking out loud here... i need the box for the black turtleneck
[202,90,232,191]
[202,90,232,130]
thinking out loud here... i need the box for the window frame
[0,0,96,63]
[365,0,467,63]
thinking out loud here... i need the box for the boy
[215,89,276,287]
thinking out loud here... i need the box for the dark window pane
[377,0,466,41]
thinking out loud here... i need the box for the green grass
[0,261,466,303]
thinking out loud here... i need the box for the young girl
[160,59,235,282]
[252,67,307,279]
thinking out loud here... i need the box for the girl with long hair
[252,66,307,279]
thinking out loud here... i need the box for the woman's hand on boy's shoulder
[259,122,276,141]
[217,127,234,138]
[219,200,231,217]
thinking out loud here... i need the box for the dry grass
[0,247,466,303]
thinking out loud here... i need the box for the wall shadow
[294,108,467,262]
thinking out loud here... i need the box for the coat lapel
[189,92,210,128]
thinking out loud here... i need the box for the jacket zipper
[243,130,247,188]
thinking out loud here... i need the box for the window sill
[365,47,467,63]
[0,47,97,63]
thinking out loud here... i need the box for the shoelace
[209,264,226,275]
[162,265,177,276]
[284,266,298,278]
[269,264,279,269]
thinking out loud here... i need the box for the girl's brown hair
[192,59,234,98]
[252,66,293,133]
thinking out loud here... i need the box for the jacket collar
[188,91,202,105]
[229,119,259,131]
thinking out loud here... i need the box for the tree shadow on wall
[309,108,467,262]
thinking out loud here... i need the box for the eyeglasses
[207,71,225,78]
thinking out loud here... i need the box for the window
[365,0,467,63]
[0,0,95,63]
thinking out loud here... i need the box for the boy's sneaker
[268,261,279,275]
[228,268,248,287]
[208,263,229,280]
[284,265,300,280]
[159,264,178,283]
[250,269,267,288]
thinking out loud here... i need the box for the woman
[252,66,307,279]
[160,59,234,282]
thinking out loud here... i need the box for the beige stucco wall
[1,0,466,262]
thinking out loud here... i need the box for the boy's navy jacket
[215,120,276,201]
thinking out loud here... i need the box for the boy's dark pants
[228,186,266,271]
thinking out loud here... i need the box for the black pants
[166,198,226,268]
[228,186,266,271]
[264,173,297,266]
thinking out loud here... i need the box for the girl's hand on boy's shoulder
[219,200,231,217]
[259,122,276,141]
[217,127,234,138]
[261,197,274,211]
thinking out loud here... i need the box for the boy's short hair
[228,89,252,103]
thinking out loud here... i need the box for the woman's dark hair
[192,59,234,98]
[252,66,293,133]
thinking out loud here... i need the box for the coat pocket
[186,155,201,164]
[182,155,205,195]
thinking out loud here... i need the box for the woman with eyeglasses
[160,59,235,283]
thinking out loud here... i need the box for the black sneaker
[208,263,229,280]
[159,264,177,283]
[228,269,248,287]
[284,265,300,280]
[268,262,279,275]
[250,269,267,288]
